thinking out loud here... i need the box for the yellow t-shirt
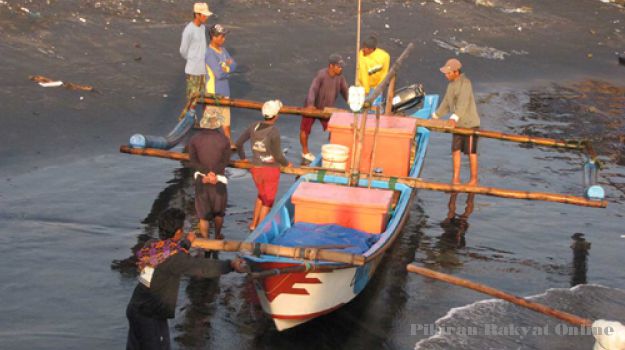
[357,48,390,94]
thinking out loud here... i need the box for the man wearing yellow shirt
[357,36,390,105]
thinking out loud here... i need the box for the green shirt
[436,74,480,128]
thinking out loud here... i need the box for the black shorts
[194,178,227,220]
[126,304,171,350]
[452,133,479,155]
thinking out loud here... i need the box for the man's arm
[179,26,190,59]
[434,84,452,119]
[268,129,290,167]
[452,79,475,124]
[305,74,321,108]
[206,50,228,81]
[235,125,252,160]
[225,49,237,74]
[167,253,233,278]
[340,76,349,102]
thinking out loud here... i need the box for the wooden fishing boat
[241,95,439,331]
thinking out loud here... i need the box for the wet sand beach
[1,1,624,349]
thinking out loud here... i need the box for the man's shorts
[185,74,206,100]
[250,167,281,207]
[202,105,231,127]
[452,133,479,155]
[300,116,329,135]
[194,178,227,220]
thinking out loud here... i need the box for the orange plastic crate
[328,112,417,177]
[291,182,393,234]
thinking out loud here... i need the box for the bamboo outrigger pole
[406,264,592,327]
[192,238,365,266]
[119,146,608,208]
[193,95,587,151]
[355,0,362,86]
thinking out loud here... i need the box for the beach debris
[29,75,95,92]
[38,81,63,88]
[475,0,494,7]
[432,37,510,60]
[502,7,532,13]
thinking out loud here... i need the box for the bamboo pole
[192,94,586,150]
[348,112,360,177]
[192,238,365,266]
[119,146,608,208]
[355,0,362,86]
[384,74,396,115]
[350,110,369,186]
[367,107,382,188]
[197,95,329,119]
[406,264,592,327]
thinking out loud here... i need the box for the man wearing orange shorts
[235,100,292,230]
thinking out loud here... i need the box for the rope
[388,177,398,190]
[316,169,327,183]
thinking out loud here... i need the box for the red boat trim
[269,303,346,320]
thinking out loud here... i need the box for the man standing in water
[204,24,237,145]
[357,36,390,105]
[126,208,246,350]
[180,3,212,111]
[432,58,481,185]
[235,100,292,231]
[300,54,349,162]
[186,112,231,240]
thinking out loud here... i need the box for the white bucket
[321,144,349,170]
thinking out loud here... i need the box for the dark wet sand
[1,0,624,349]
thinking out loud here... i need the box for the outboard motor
[389,83,425,113]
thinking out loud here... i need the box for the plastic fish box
[327,112,417,177]
[291,182,393,234]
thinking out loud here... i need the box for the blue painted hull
[242,95,438,330]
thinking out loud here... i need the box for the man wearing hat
[357,35,390,103]
[203,24,237,145]
[186,111,231,240]
[300,53,349,162]
[180,3,213,109]
[235,100,292,230]
[433,58,481,185]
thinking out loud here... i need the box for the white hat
[193,3,213,17]
[262,100,283,119]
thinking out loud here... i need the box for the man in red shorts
[300,53,349,162]
[235,100,292,230]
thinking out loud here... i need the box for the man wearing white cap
[432,58,481,186]
[180,3,213,109]
[235,100,292,230]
